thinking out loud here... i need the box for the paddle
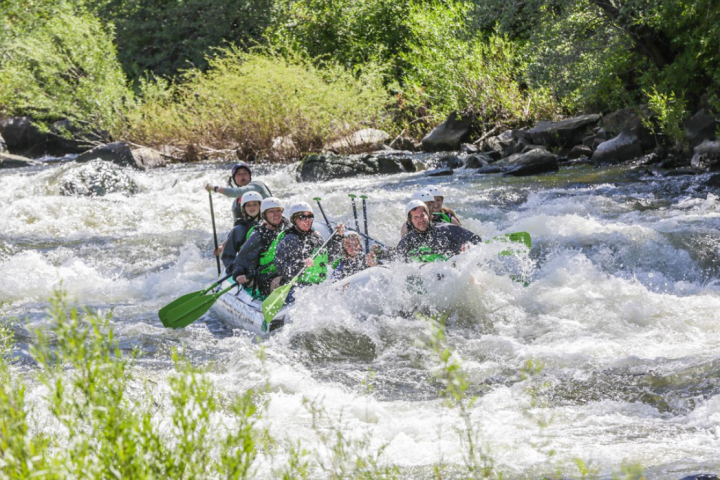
[314,197,386,248]
[158,273,232,327]
[261,230,338,324]
[348,194,362,235]
[492,231,531,256]
[162,283,236,329]
[360,194,369,253]
[209,191,221,276]
[313,197,333,230]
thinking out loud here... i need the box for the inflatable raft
[212,280,289,336]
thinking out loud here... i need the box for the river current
[1,158,720,478]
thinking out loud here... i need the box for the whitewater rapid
[2,159,720,478]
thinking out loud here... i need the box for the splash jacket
[225,181,273,224]
[275,226,343,285]
[231,218,291,297]
[395,223,482,263]
[331,255,371,280]
[221,215,261,273]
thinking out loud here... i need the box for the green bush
[0,9,132,137]
[399,0,557,135]
[123,48,391,159]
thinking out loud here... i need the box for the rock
[684,109,718,148]
[591,131,644,165]
[483,130,516,158]
[59,160,138,196]
[679,474,718,480]
[0,117,47,151]
[568,144,593,159]
[0,151,43,168]
[663,167,700,177]
[47,119,96,153]
[0,133,6,152]
[460,143,479,154]
[324,128,391,153]
[690,140,720,170]
[475,165,506,174]
[299,152,424,181]
[389,136,416,151]
[527,114,601,147]
[270,136,296,159]
[521,144,547,154]
[602,107,648,135]
[465,153,492,169]
[705,173,720,188]
[426,167,454,177]
[436,154,464,170]
[421,112,474,152]
[500,148,559,176]
[486,150,502,161]
[75,142,168,169]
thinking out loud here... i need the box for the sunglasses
[297,214,314,221]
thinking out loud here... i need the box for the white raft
[212,281,290,336]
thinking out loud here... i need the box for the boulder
[527,114,601,147]
[521,144,547,154]
[0,117,46,151]
[299,152,424,181]
[482,130,516,158]
[465,153,492,169]
[460,143,480,154]
[602,107,647,135]
[59,159,138,196]
[501,149,559,176]
[270,136,296,159]
[568,144,592,159]
[425,167,454,177]
[0,132,6,152]
[475,165,506,174]
[684,109,717,148]
[324,128,391,153]
[705,173,720,188]
[436,154,464,170]
[1,151,43,168]
[75,142,169,170]
[47,119,96,153]
[389,136,416,151]
[421,112,474,152]
[591,131,643,165]
[690,140,720,170]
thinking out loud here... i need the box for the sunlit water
[2,158,720,478]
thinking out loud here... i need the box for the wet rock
[299,152,424,181]
[47,119,96,153]
[475,165,506,174]
[705,173,720,188]
[389,136,416,151]
[521,144,547,154]
[59,159,138,196]
[0,117,46,151]
[425,167,454,177]
[483,130,516,158]
[465,153,492,169]
[75,142,169,170]
[0,151,43,168]
[568,144,593,159]
[421,112,474,152]
[528,114,601,147]
[501,148,559,176]
[684,109,718,148]
[0,132,6,152]
[690,140,720,170]
[460,143,479,153]
[324,128,391,153]
[601,107,648,136]
[591,130,643,165]
[436,154,464,170]
[662,167,700,177]
[679,474,718,480]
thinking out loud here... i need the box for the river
[1,158,720,478]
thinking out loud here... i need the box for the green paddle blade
[162,285,234,328]
[261,281,295,324]
[490,231,531,256]
[158,290,206,324]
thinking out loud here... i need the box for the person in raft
[331,232,378,280]
[204,162,273,225]
[400,190,441,238]
[424,185,461,226]
[220,191,263,274]
[395,200,482,263]
[231,197,291,298]
[274,202,345,301]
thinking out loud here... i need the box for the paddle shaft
[313,197,332,230]
[208,191,221,276]
[348,194,361,235]
[361,195,369,252]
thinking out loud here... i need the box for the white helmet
[288,201,314,219]
[425,185,445,198]
[260,196,283,213]
[411,190,434,203]
[241,191,263,208]
[405,199,429,217]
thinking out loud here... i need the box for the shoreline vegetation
[1,0,718,166]
[1,290,657,479]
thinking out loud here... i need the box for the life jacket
[256,228,284,275]
[277,230,329,284]
[407,245,448,263]
[432,211,451,223]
